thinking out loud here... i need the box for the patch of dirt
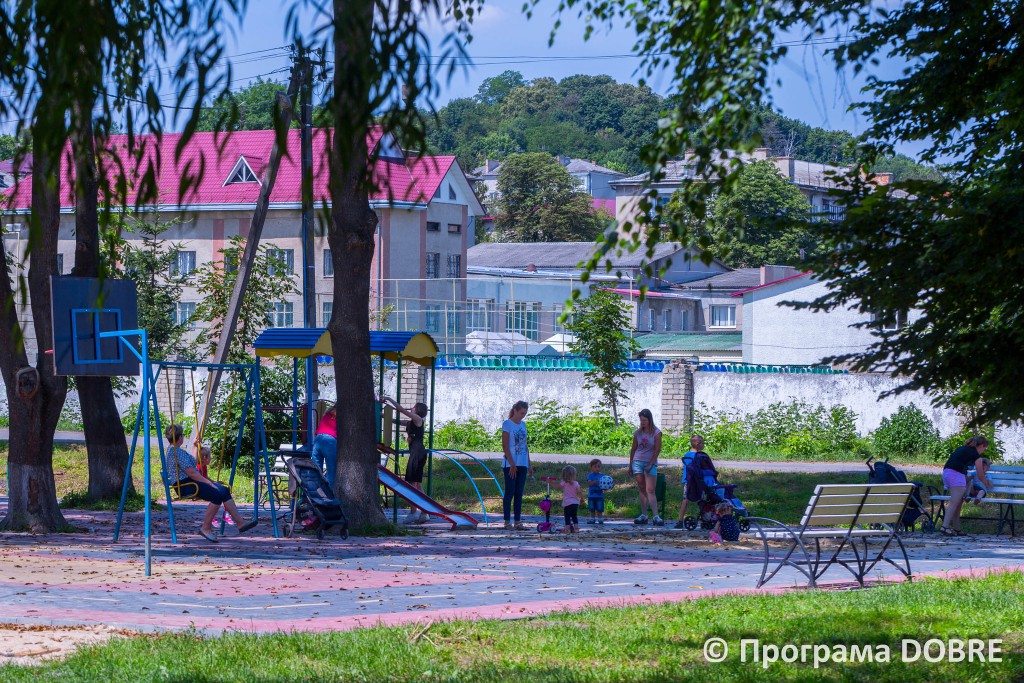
[0,623,142,666]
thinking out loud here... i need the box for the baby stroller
[682,451,750,532]
[282,453,349,540]
[866,455,935,532]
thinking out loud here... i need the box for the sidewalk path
[0,498,1019,636]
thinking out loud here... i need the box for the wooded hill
[424,71,939,181]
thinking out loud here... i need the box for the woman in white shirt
[501,400,533,530]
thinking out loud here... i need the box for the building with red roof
[1,128,483,354]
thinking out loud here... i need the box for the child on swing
[165,424,257,543]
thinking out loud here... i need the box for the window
[446,308,461,336]
[268,302,294,328]
[680,311,689,331]
[448,222,461,234]
[664,309,672,331]
[224,252,239,273]
[506,301,540,340]
[176,302,196,330]
[448,185,457,200]
[169,250,196,277]
[432,185,441,199]
[56,253,63,275]
[447,253,461,278]
[267,248,294,276]
[873,310,907,332]
[467,299,492,332]
[426,221,440,232]
[225,157,259,184]
[322,301,333,327]
[426,252,440,279]
[709,305,736,328]
[648,309,657,331]
[323,249,334,277]
[424,305,441,333]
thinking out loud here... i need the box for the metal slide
[377,465,478,530]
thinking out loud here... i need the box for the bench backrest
[799,483,914,528]
[965,465,1024,496]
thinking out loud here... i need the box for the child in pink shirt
[554,465,582,533]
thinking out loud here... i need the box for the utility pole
[298,45,320,446]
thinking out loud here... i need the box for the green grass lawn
[1,572,1021,682]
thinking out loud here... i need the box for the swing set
[112,360,275,545]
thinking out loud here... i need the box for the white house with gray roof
[465,241,728,348]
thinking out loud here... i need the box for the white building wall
[743,277,873,365]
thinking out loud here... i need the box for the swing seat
[171,481,200,500]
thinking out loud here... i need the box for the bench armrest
[745,516,801,540]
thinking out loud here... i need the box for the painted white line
[79,598,118,603]
[478,568,517,573]
[475,590,517,595]
[221,602,331,611]
[158,602,206,608]
[357,599,384,604]
[551,571,589,576]
[654,576,731,583]
[536,586,576,591]
[405,594,455,599]
[384,564,429,569]
[593,582,634,588]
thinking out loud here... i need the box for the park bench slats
[748,483,914,589]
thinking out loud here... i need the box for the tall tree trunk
[329,0,386,528]
[69,107,134,501]
[0,139,68,531]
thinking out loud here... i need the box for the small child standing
[554,465,583,533]
[709,501,740,543]
[585,458,605,524]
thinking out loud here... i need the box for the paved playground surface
[2,499,1022,660]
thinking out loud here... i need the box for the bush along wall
[431,398,1000,462]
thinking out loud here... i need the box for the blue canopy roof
[253,328,439,367]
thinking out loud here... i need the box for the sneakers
[652,516,664,527]
[634,514,648,525]
[673,520,685,530]
[597,519,604,525]
[417,512,430,524]
[504,521,513,530]
[587,518,596,524]
[513,522,527,531]
[404,513,421,525]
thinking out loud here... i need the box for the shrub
[872,405,939,458]
[433,418,500,451]
[926,424,1002,463]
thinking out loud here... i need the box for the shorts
[942,468,967,490]
[969,477,987,495]
[631,460,657,476]
[588,497,605,513]
[405,450,427,483]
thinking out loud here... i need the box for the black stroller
[281,453,349,540]
[866,455,935,532]
[682,451,750,532]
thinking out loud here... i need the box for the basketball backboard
[50,276,140,376]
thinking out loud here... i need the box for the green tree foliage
[568,289,639,424]
[190,238,298,364]
[114,217,190,361]
[427,72,662,173]
[550,0,1016,425]
[493,153,607,242]
[0,134,19,162]
[872,405,939,459]
[666,160,815,268]
[196,78,288,132]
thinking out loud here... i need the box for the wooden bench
[747,483,914,588]
[929,465,1024,536]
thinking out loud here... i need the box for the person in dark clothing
[383,397,430,524]
[940,436,989,536]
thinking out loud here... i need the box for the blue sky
[227,0,889,142]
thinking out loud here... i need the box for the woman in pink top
[629,408,663,526]
[554,465,583,532]
[310,405,338,487]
